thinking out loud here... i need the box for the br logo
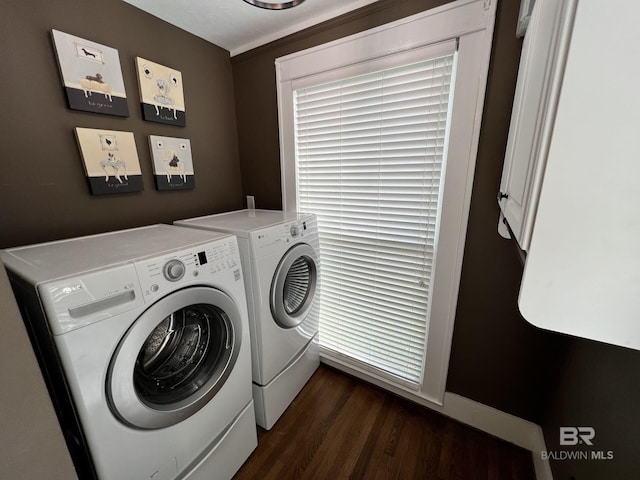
[560,427,595,446]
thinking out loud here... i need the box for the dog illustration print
[165,150,186,182]
[100,152,128,183]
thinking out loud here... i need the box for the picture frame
[51,30,129,116]
[75,128,143,195]
[149,135,195,190]
[136,57,186,126]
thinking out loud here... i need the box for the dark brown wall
[232,0,563,423]
[0,0,243,249]
[541,340,640,479]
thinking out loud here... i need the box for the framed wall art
[75,128,143,195]
[149,135,195,190]
[136,58,186,126]
[51,30,129,116]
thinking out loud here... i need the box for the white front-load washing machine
[175,209,320,430]
[1,225,257,480]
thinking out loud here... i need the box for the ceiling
[121,0,382,57]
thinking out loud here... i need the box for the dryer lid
[175,209,313,237]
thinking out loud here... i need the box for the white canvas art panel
[149,135,194,190]
[52,30,129,116]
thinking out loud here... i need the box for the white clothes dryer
[175,210,320,430]
[1,225,256,480]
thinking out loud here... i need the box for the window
[277,0,496,404]
[294,51,456,386]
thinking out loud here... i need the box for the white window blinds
[294,50,457,386]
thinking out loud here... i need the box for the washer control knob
[290,225,300,237]
[163,259,186,281]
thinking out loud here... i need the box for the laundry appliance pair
[175,209,321,430]
[2,224,257,480]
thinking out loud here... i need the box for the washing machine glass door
[270,243,318,329]
[108,286,242,429]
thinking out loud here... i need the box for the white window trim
[276,0,497,406]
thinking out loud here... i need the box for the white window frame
[276,0,497,406]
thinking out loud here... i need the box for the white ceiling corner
[121,0,383,56]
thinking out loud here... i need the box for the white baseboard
[531,425,554,480]
[320,358,553,480]
[443,392,552,480]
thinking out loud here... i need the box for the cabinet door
[498,0,575,250]
[519,0,640,351]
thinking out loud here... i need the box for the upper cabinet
[500,0,640,351]
[498,0,576,251]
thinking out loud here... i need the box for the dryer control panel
[252,218,315,253]
[135,237,241,302]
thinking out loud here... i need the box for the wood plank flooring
[234,365,535,480]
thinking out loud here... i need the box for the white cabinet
[500,0,640,351]
[498,0,576,251]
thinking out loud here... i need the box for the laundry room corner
[4,0,640,478]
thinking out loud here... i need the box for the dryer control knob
[290,225,300,237]
[163,259,186,281]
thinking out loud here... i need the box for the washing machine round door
[107,286,242,430]
[270,243,318,329]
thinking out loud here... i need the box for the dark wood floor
[234,365,535,480]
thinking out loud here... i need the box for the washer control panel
[135,237,241,301]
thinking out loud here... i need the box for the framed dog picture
[149,135,195,190]
[51,30,129,116]
[75,128,143,195]
[136,58,186,126]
